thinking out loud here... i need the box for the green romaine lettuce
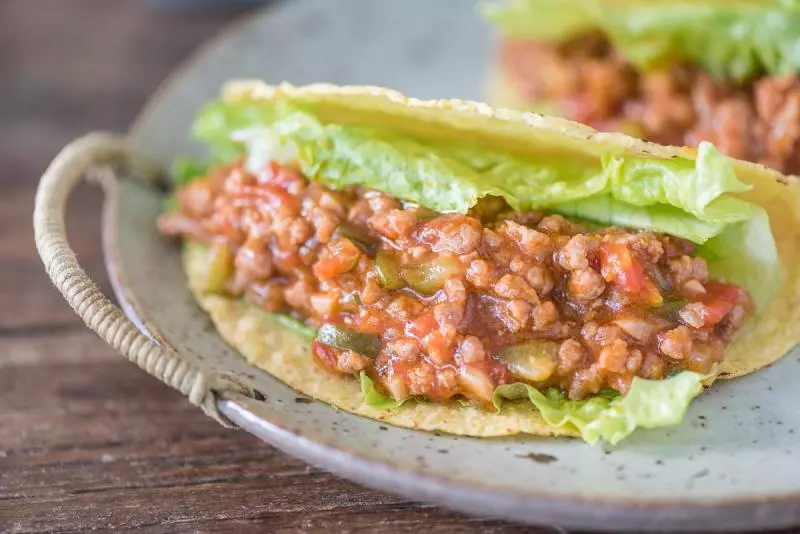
[494,371,707,445]
[553,194,730,244]
[165,157,210,212]
[605,144,752,219]
[483,0,800,81]
[481,0,593,42]
[195,100,604,213]
[360,372,407,410]
[172,156,209,185]
[698,206,780,313]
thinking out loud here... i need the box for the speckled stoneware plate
[95,0,800,531]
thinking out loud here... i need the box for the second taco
[484,0,800,175]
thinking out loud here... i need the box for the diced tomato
[353,309,388,335]
[408,313,438,339]
[698,282,740,326]
[598,243,662,306]
[311,341,340,374]
[312,238,361,280]
[704,281,741,303]
[313,257,348,280]
[487,360,514,385]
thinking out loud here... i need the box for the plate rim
[117,2,800,530]
[216,394,800,532]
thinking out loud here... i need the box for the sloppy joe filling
[500,33,800,175]
[159,161,752,405]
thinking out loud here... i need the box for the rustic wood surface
[0,2,796,533]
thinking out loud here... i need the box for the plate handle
[33,132,251,427]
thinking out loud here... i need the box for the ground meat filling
[500,34,800,175]
[159,161,752,405]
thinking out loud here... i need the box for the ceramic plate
[108,0,800,531]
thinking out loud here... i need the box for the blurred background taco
[483,0,800,175]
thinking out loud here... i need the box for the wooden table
[0,2,538,532]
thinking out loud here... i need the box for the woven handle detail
[34,132,249,426]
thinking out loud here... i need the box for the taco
[158,81,800,444]
[483,0,800,175]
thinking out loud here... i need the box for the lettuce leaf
[494,371,707,445]
[483,0,800,81]
[195,101,746,221]
[481,0,593,42]
[196,101,603,213]
[553,142,756,243]
[360,372,408,410]
[605,143,752,219]
[553,194,730,244]
[172,156,209,185]
[698,206,780,313]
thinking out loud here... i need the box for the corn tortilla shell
[182,81,800,437]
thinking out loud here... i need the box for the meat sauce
[159,161,751,406]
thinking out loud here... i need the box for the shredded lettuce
[483,0,800,81]
[494,371,707,445]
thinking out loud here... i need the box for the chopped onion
[614,317,657,343]
[457,365,495,404]
[497,341,558,382]
[682,279,707,298]
[384,371,409,401]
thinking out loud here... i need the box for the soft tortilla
[183,81,800,437]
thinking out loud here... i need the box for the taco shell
[181,81,800,438]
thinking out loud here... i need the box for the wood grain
[0,2,548,532]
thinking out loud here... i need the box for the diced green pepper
[332,224,378,256]
[415,206,441,221]
[204,242,233,293]
[658,298,689,318]
[315,323,382,357]
[401,256,463,296]
[375,250,404,290]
